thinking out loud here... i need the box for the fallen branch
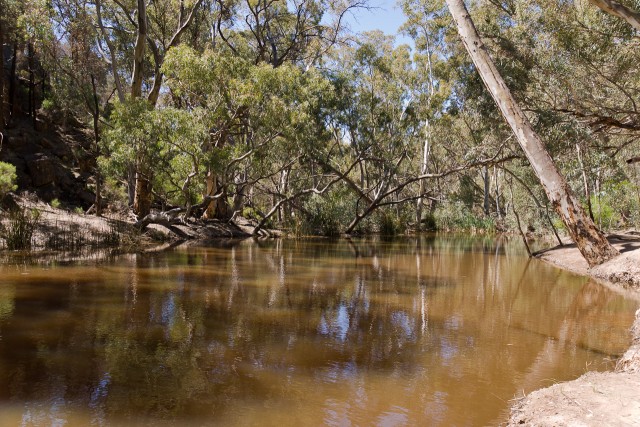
[134,207,191,238]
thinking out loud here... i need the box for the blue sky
[344,0,413,45]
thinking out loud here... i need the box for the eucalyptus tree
[150,44,335,229]
[444,0,619,266]
[400,0,455,227]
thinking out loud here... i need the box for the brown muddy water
[0,236,636,426]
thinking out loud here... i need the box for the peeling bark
[445,0,619,266]
[133,170,152,218]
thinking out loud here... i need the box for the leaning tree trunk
[445,0,619,267]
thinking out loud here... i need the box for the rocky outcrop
[0,117,95,208]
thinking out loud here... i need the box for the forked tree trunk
[96,0,124,102]
[204,169,230,220]
[445,0,619,267]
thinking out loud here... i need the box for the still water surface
[0,236,636,426]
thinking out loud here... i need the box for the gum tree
[444,0,619,266]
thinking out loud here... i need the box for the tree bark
[203,169,230,220]
[131,0,147,99]
[416,119,431,229]
[588,0,640,31]
[130,0,150,217]
[133,169,152,218]
[445,0,619,266]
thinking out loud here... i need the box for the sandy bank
[508,235,640,426]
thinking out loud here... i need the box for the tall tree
[130,0,147,100]
[444,0,619,266]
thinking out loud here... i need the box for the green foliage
[421,213,437,231]
[41,98,55,111]
[302,191,353,236]
[0,162,17,198]
[50,198,61,209]
[434,202,496,232]
[100,100,210,207]
[591,180,640,231]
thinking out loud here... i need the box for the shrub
[589,180,640,230]
[302,189,354,236]
[434,201,496,232]
[0,162,17,199]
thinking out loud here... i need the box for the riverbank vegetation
[0,0,638,255]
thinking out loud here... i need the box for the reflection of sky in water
[320,361,358,384]
[161,293,176,325]
[439,337,458,362]
[391,311,415,339]
[377,405,409,427]
[0,237,636,427]
[336,305,349,341]
[317,305,351,342]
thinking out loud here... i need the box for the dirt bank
[508,235,640,426]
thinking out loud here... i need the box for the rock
[26,154,56,187]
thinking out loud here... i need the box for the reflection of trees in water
[0,237,634,424]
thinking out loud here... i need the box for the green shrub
[434,202,496,232]
[421,213,437,231]
[376,207,411,236]
[0,162,17,198]
[302,190,354,236]
[50,198,61,209]
[589,180,640,230]
[378,213,397,236]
